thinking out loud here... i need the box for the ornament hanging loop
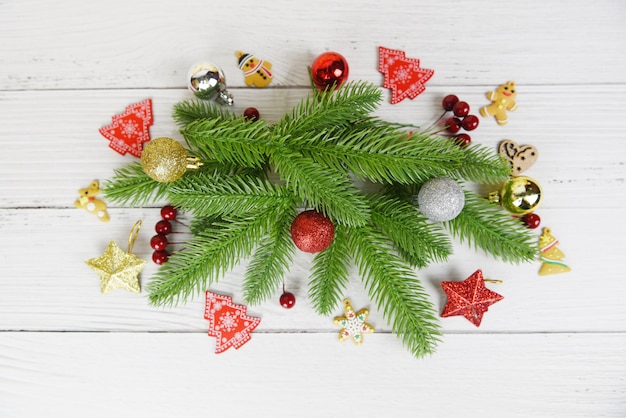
[127,220,142,253]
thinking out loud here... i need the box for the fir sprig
[168,171,296,218]
[446,190,538,263]
[243,204,297,305]
[148,210,278,307]
[368,193,452,268]
[348,226,442,358]
[102,162,170,206]
[308,225,352,315]
[173,99,237,127]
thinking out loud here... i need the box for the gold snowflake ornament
[334,299,375,345]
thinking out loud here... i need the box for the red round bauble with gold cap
[311,52,349,90]
[290,210,335,253]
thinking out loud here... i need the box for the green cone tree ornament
[103,80,537,358]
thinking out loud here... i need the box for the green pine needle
[368,193,453,268]
[348,226,442,358]
[102,162,170,206]
[308,225,352,315]
[181,117,270,168]
[243,205,297,305]
[173,99,238,127]
[273,80,382,137]
[269,149,370,226]
[446,190,538,263]
[168,171,296,218]
[147,211,275,307]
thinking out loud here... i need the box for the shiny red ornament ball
[160,205,177,220]
[290,210,335,253]
[311,52,349,90]
[280,291,296,309]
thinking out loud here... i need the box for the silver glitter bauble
[416,177,465,222]
[187,62,234,105]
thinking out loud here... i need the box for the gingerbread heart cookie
[498,140,538,175]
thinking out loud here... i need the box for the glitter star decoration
[378,46,434,104]
[204,291,261,354]
[440,269,504,327]
[99,98,153,158]
[334,299,374,345]
[85,221,145,294]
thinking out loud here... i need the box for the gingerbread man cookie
[480,81,518,126]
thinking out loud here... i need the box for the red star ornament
[378,46,434,104]
[204,291,261,354]
[440,269,504,327]
[99,99,153,158]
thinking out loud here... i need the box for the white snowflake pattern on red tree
[204,291,261,353]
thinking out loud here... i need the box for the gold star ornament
[85,221,146,294]
[334,299,374,345]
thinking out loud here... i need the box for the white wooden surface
[1,1,625,416]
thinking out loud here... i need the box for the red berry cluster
[441,94,480,147]
[150,205,178,265]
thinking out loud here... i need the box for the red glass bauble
[160,205,178,220]
[290,210,335,253]
[280,291,296,309]
[155,219,172,235]
[243,107,260,121]
[311,52,349,90]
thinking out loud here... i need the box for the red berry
[152,250,170,265]
[150,234,168,251]
[290,210,335,253]
[444,117,462,134]
[461,115,480,131]
[160,205,177,220]
[442,94,459,111]
[454,134,472,147]
[155,219,172,235]
[243,107,260,121]
[453,101,470,117]
[521,213,541,229]
[280,291,296,309]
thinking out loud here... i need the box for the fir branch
[308,225,352,315]
[147,211,274,307]
[102,162,170,206]
[269,149,370,227]
[181,117,270,168]
[368,194,452,268]
[168,171,296,218]
[272,80,382,137]
[172,99,237,127]
[243,204,297,305]
[292,124,509,185]
[349,226,442,358]
[446,190,538,263]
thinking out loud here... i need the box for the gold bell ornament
[489,175,542,215]
[141,137,203,183]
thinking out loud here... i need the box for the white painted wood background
[1,0,625,416]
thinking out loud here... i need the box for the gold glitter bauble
[489,175,542,215]
[141,137,202,183]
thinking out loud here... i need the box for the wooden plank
[1,1,625,90]
[1,85,624,208]
[0,207,624,333]
[0,332,624,417]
